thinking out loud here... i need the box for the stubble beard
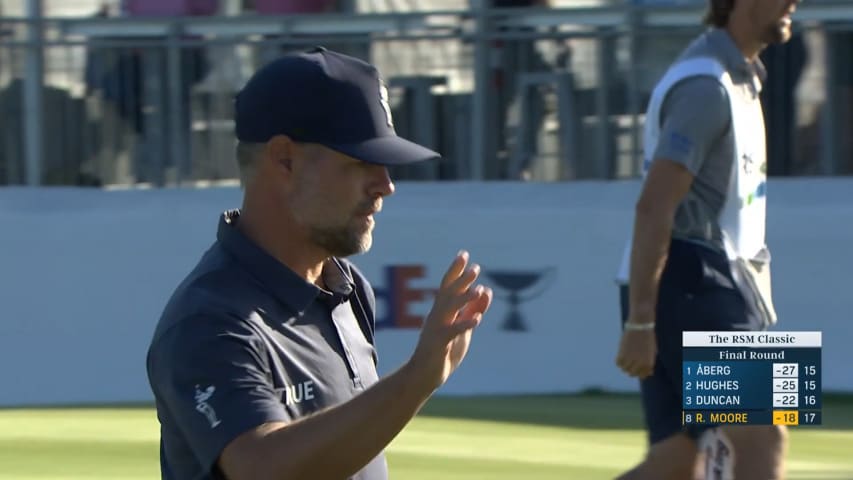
[309,222,373,258]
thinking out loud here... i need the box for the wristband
[624,322,655,331]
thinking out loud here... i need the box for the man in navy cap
[146,47,493,480]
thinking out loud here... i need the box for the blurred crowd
[0,0,851,186]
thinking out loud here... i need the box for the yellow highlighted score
[773,410,799,426]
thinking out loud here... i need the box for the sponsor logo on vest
[742,153,756,174]
[744,181,767,207]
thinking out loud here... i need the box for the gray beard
[309,225,370,258]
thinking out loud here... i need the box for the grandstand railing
[1,1,852,186]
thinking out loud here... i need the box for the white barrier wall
[0,179,851,406]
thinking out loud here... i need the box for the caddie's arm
[628,77,731,326]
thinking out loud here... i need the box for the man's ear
[265,135,297,176]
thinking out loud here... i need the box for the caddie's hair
[704,0,734,27]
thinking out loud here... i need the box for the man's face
[749,0,799,45]
[287,143,395,258]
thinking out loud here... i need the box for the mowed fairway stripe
[0,398,851,480]
[0,409,158,442]
[387,417,645,470]
[787,430,853,480]
[387,451,623,480]
[0,408,159,480]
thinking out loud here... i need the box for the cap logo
[379,80,394,129]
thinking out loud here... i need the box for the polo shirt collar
[216,209,355,314]
[707,28,767,86]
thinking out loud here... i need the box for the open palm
[413,251,493,390]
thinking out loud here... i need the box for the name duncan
[695,395,741,406]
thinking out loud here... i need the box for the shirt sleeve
[147,314,290,475]
[651,76,731,175]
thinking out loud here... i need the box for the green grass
[0,394,851,479]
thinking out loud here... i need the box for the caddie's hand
[409,250,493,393]
[615,313,657,379]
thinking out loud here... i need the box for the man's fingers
[635,362,654,379]
[450,312,483,336]
[427,285,491,338]
[629,360,654,379]
[440,251,469,288]
[429,253,490,333]
[621,358,638,377]
[625,359,640,377]
[426,285,476,329]
[458,286,493,320]
[616,349,654,378]
[615,353,627,371]
[615,340,630,371]
[448,263,480,294]
[616,332,657,379]
[444,284,492,318]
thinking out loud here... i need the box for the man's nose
[369,165,395,197]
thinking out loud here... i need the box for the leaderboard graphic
[682,331,822,426]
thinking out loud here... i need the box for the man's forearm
[247,360,433,479]
[628,206,675,321]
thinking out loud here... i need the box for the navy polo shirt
[146,210,386,480]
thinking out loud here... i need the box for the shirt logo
[668,132,694,156]
[283,380,316,406]
[194,385,221,428]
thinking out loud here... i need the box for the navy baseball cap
[235,47,440,166]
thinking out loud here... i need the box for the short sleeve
[147,315,290,474]
[652,76,731,175]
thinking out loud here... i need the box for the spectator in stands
[487,0,562,179]
[120,0,218,15]
[251,0,337,14]
[248,0,338,65]
[126,0,219,184]
[85,0,218,185]
[247,0,370,64]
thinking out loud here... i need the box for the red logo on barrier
[375,265,436,329]
[374,265,555,331]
